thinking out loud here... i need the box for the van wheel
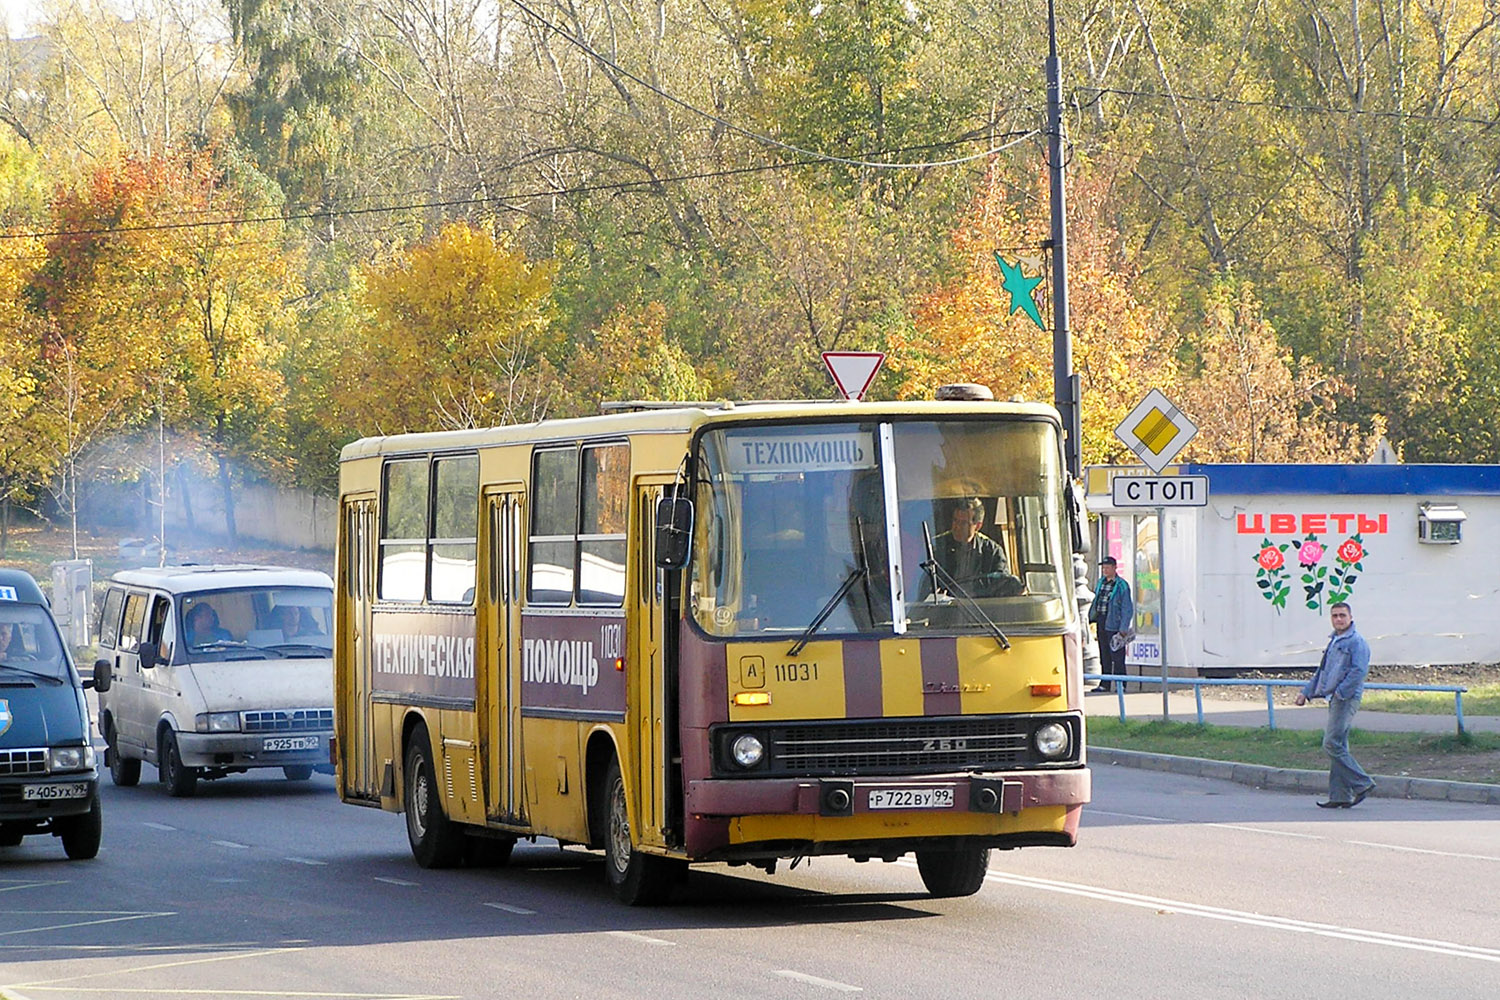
[282,765,314,781]
[403,729,464,868]
[60,799,103,860]
[0,827,22,847]
[600,758,679,905]
[159,730,198,798]
[107,722,141,787]
[915,846,991,898]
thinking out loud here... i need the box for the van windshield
[178,587,333,662]
[0,604,70,681]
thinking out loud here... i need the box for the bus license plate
[867,787,955,810]
[263,736,320,752]
[22,783,89,801]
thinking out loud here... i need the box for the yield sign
[822,351,885,400]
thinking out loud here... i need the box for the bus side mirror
[138,641,160,670]
[655,496,694,570]
[93,659,112,692]
[1065,481,1087,554]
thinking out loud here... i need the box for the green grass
[1362,683,1500,717]
[1087,718,1500,785]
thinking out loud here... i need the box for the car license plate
[263,736,320,752]
[22,783,90,801]
[867,787,955,810]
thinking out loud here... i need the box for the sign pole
[1158,505,1169,720]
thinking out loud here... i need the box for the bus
[333,389,1090,904]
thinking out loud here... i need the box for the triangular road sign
[822,351,885,400]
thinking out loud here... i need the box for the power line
[0,134,1035,251]
[1079,86,1500,128]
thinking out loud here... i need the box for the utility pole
[1047,0,1081,479]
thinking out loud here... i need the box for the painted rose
[1338,539,1364,564]
[1299,540,1325,565]
[1257,546,1284,571]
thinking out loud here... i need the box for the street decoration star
[994,252,1045,330]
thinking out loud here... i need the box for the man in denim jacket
[1088,556,1134,692]
[1294,602,1375,808]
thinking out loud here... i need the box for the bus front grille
[713,715,1080,777]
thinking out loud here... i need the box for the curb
[1090,748,1500,806]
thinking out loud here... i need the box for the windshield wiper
[920,521,1011,651]
[788,518,874,657]
[0,662,65,684]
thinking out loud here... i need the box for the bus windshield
[691,418,1072,639]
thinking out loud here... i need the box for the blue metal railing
[1082,674,1469,734]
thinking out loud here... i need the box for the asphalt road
[2,765,1497,1000]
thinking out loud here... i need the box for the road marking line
[1085,809,1172,822]
[941,866,1500,963]
[0,911,173,938]
[212,840,249,849]
[482,902,536,915]
[141,822,177,831]
[1206,823,1325,840]
[373,877,418,886]
[0,989,460,998]
[0,880,66,893]
[5,946,302,988]
[284,857,328,866]
[606,930,675,946]
[1348,841,1500,863]
[774,970,863,992]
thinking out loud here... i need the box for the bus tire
[915,846,991,898]
[600,758,679,905]
[107,720,141,787]
[403,730,465,869]
[159,730,198,798]
[60,798,103,860]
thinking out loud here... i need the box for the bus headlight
[1033,722,1070,759]
[731,733,765,768]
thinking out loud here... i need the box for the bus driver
[927,497,1023,598]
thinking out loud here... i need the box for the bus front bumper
[681,768,1090,859]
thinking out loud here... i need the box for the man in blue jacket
[1088,556,1133,692]
[1295,601,1375,808]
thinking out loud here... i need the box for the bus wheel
[60,799,103,860]
[600,758,679,905]
[915,846,991,898]
[403,731,465,869]
[159,730,198,798]
[107,721,141,787]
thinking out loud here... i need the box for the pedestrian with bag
[1088,556,1133,692]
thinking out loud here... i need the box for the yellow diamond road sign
[1115,389,1197,473]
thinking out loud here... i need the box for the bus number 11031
[774,662,819,682]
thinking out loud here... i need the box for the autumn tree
[339,221,558,434]
[556,302,711,416]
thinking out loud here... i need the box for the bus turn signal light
[733,692,772,706]
[1030,683,1062,698]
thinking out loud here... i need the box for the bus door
[483,487,527,824]
[340,496,379,802]
[632,480,678,847]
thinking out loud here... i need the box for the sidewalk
[1083,689,1500,806]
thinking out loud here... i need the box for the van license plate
[22,783,89,801]
[867,787,955,810]
[263,736,320,752]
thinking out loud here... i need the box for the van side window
[120,592,149,652]
[148,596,173,659]
[98,588,125,649]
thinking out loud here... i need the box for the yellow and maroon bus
[333,391,1090,904]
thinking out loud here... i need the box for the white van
[93,565,335,797]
